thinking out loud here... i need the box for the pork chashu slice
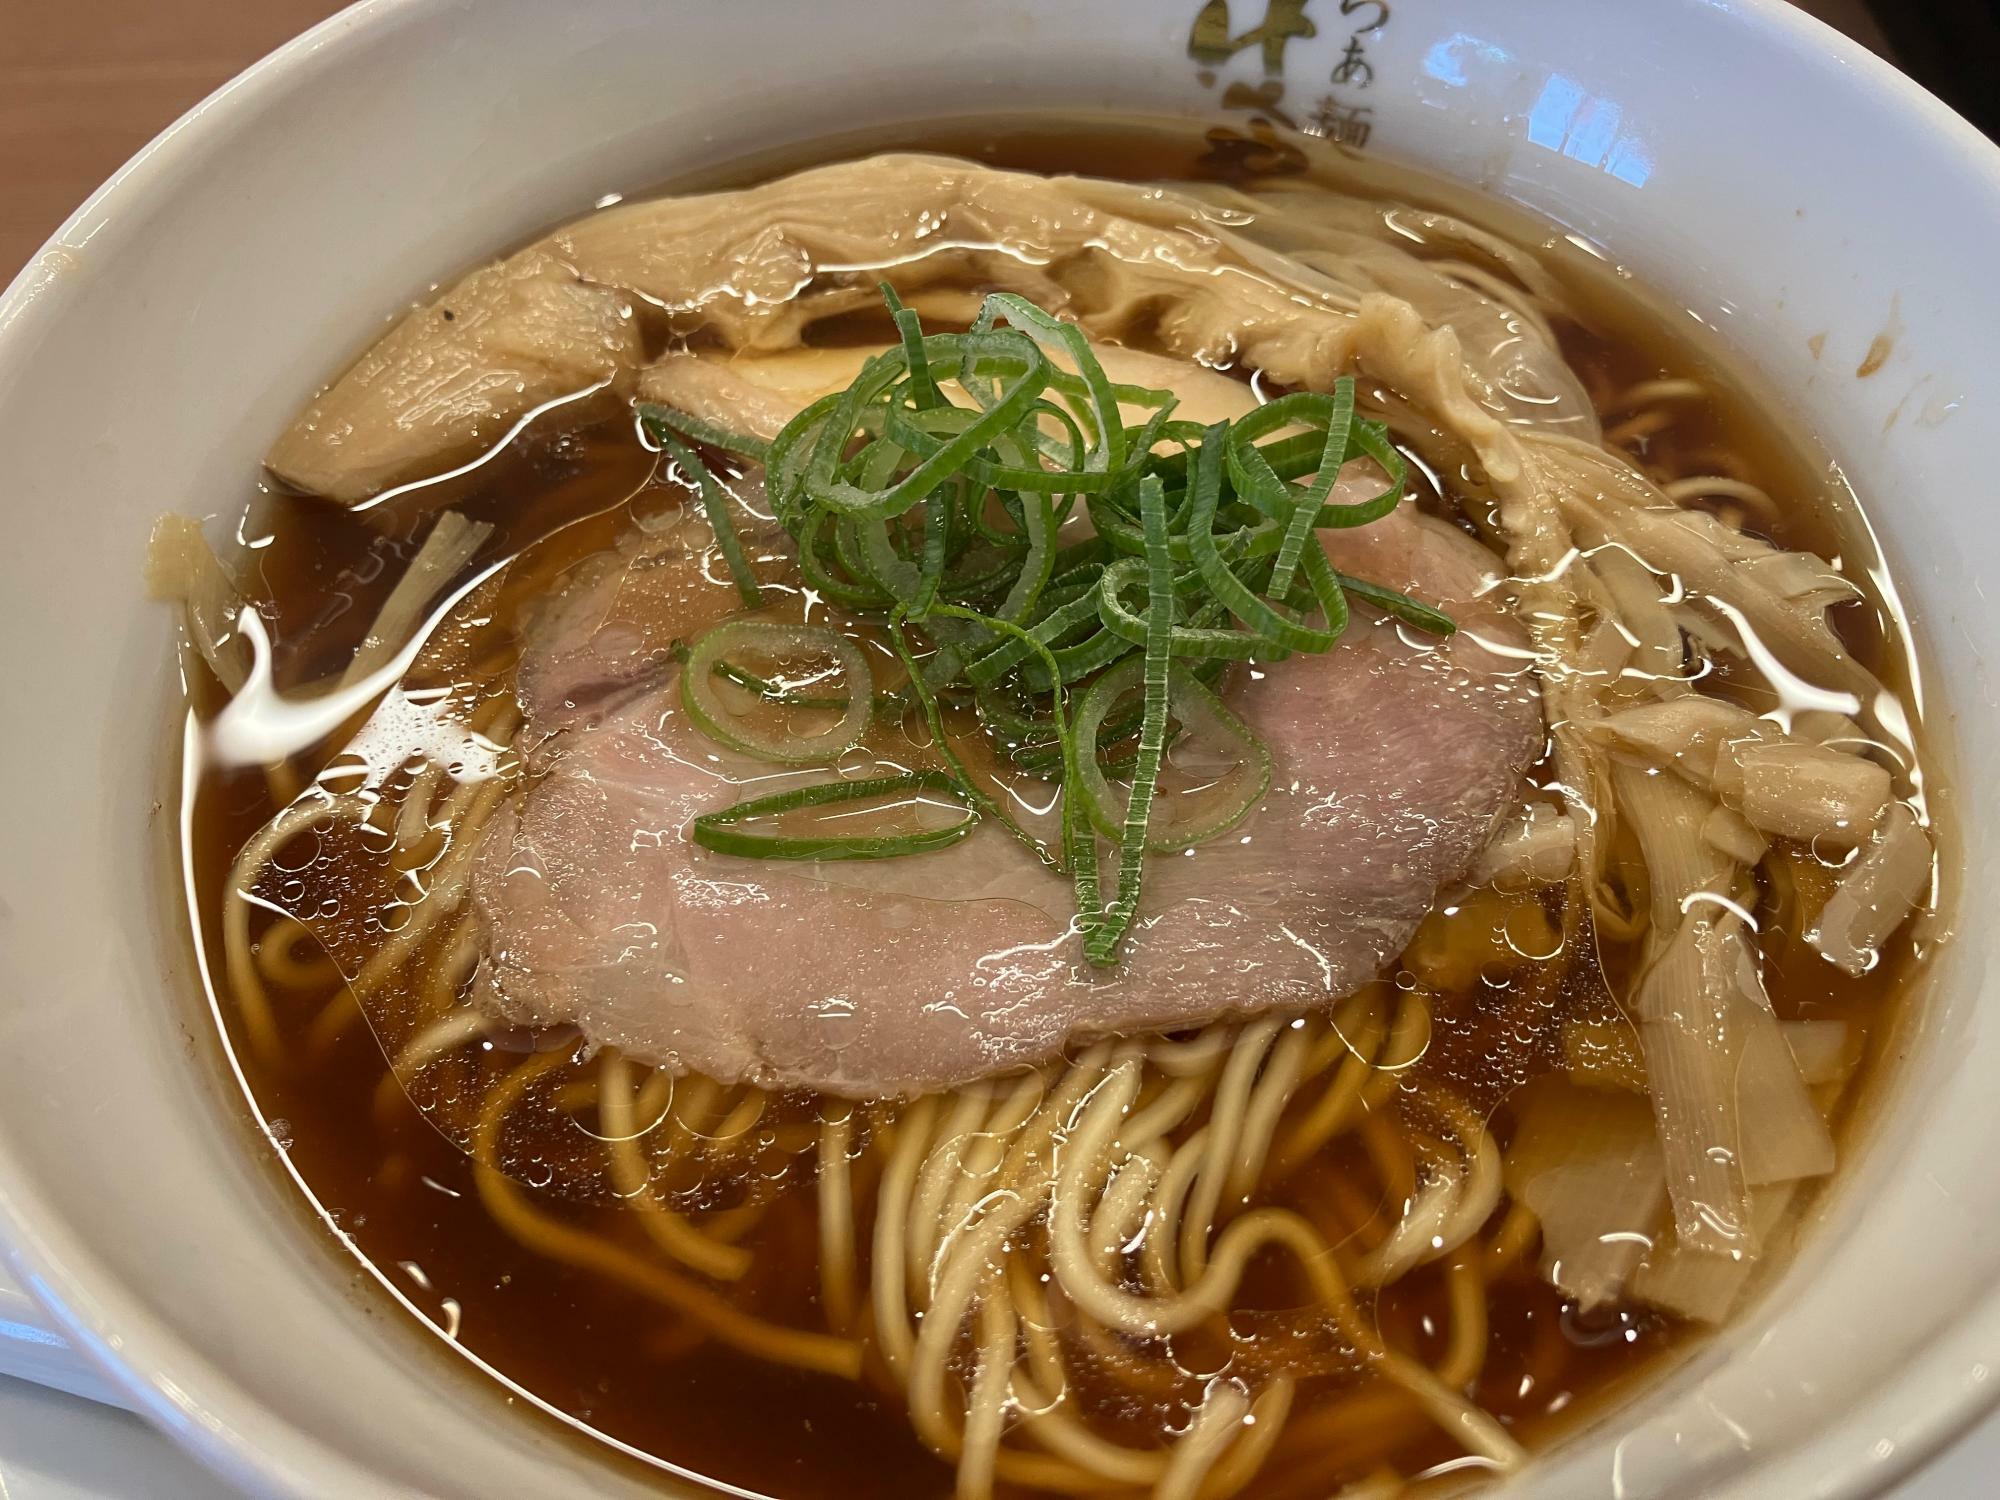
[470,354,1543,1097]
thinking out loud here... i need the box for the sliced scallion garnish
[648,425,765,608]
[638,402,773,465]
[691,772,976,861]
[1085,475,1176,966]
[680,621,872,765]
[885,613,1054,871]
[1073,660,1271,852]
[649,286,1461,965]
[708,658,847,711]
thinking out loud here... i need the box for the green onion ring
[1084,475,1175,964]
[637,403,771,465]
[1094,556,1261,661]
[681,621,872,764]
[654,432,764,608]
[692,772,976,861]
[702,290,1457,967]
[1073,660,1272,851]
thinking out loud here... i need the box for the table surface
[0,1,1982,1496]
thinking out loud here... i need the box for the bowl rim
[3,0,1999,1495]
[0,10,467,1492]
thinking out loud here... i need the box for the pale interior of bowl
[0,2,1995,1497]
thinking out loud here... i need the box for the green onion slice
[691,772,976,861]
[680,621,872,764]
[1085,475,1176,965]
[654,432,764,608]
[1224,391,1404,532]
[1095,556,1260,661]
[1073,660,1273,851]
[926,601,1098,927]
[1335,571,1457,637]
[795,511,893,610]
[638,403,771,465]
[642,290,1461,968]
[1185,424,1351,655]
[707,659,846,710]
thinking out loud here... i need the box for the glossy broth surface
[179,116,1938,1498]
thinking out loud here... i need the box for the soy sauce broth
[178,114,1941,1497]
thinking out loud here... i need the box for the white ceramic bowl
[1,2,1996,1495]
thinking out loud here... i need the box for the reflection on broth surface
[159,118,1943,1498]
